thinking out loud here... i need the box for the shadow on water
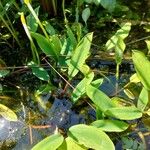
[0,56,149,149]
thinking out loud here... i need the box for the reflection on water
[0,97,85,149]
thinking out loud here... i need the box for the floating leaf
[132,50,150,90]
[58,137,87,150]
[137,87,148,111]
[105,106,142,120]
[67,32,93,79]
[82,8,90,25]
[0,104,17,121]
[92,120,129,132]
[28,61,49,81]
[32,133,64,150]
[68,124,115,150]
[86,84,115,112]
[71,71,94,103]
[31,32,58,61]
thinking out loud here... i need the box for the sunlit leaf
[130,73,140,83]
[58,137,87,150]
[86,84,115,112]
[67,32,93,79]
[82,8,90,25]
[145,40,150,52]
[28,61,49,81]
[68,124,115,150]
[105,106,142,120]
[71,71,94,103]
[0,104,17,121]
[106,22,131,51]
[132,50,150,90]
[137,87,148,111]
[32,133,64,150]
[92,120,129,132]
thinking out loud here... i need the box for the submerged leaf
[0,104,17,121]
[68,124,115,150]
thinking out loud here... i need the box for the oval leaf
[92,119,129,132]
[68,124,115,150]
[0,104,17,121]
[86,84,115,112]
[105,106,142,120]
[132,50,150,90]
[32,133,64,150]
[28,61,49,81]
[82,8,90,25]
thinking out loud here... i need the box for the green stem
[52,0,57,16]
[62,0,68,25]
[26,3,49,40]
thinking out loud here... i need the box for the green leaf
[137,87,148,111]
[115,37,126,64]
[86,84,115,112]
[105,106,142,120]
[32,133,64,150]
[68,124,115,150]
[26,6,39,32]
[99,0,116,12]
[58,137,87,150]
[106,22,131,51]
[145,40,150,52]
[0,69,9,78]
[66,26,77,50]
[0,104,17,121]
[28,61,49,81]
[31,32,58,61]
[71,71,94,103]
[92,120,129,132]
[146,109,150,116]
[82,8,91,25]
[43,21,56,35]
[132,50,150,90]
[91,78,103,88]
[67,32,93,79]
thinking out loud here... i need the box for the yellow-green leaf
[0,104,17,121]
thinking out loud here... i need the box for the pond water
[0,57,146,149]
